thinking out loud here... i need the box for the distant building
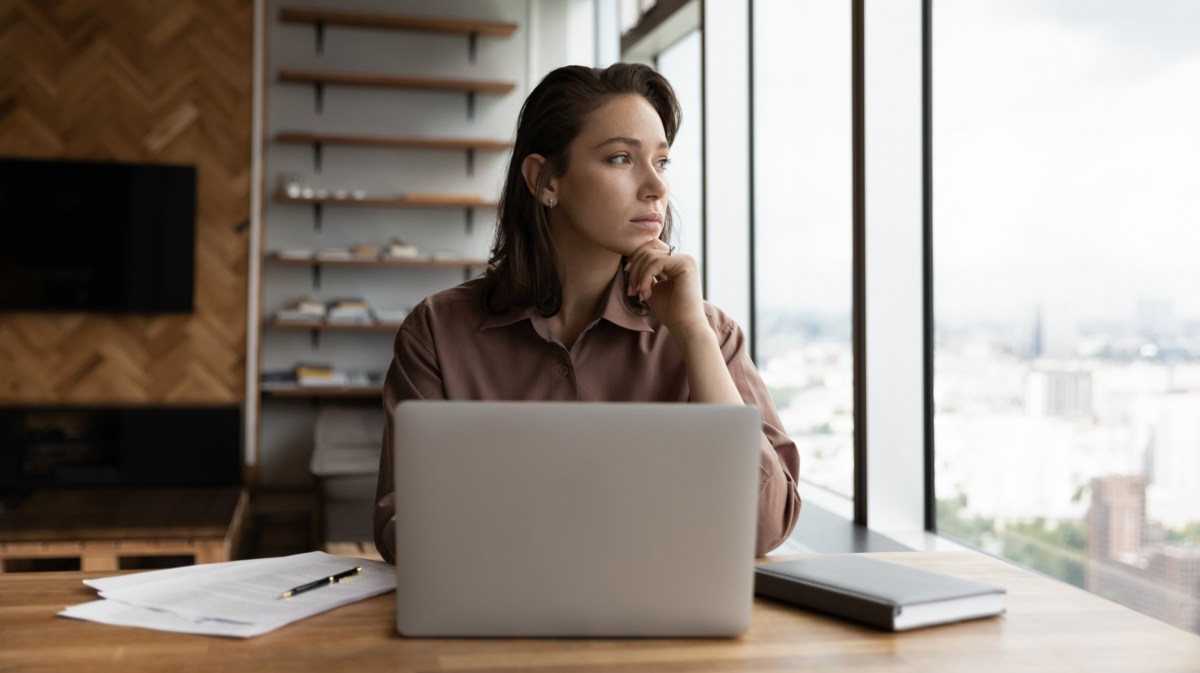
[1086,475,1200,634]
[1026,365,1093,419]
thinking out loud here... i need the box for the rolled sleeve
[713,313,803,556]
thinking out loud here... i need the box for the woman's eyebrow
[593,136,670,150]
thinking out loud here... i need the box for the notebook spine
[754,572,898,631]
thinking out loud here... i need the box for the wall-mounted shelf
[269,252,486,291]
[255,2,521,500]
[278,7,518,61]
[269,254,486,269]
[275,132,511,151]
[269,319,403,332]
[274,191,497,209]
[274,191,496,233]
[275,131,511,174]
[278,70,515,94]
[279,8,517,37]
[278,70,515,117]
[261,386,382,399]
[268,318,405,348]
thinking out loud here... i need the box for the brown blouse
[373,274,802,560]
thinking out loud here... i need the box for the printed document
[59,551,394,638]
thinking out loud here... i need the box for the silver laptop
[392,401,761,637]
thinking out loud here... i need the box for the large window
[934,1,1200,633]
[752,0,854,498]
[656,29,704,269]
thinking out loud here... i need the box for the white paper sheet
[60,600,286,638]
[59,551,395,638]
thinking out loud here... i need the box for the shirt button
[558,365,569,377]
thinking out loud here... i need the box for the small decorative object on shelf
[384,239,420,259]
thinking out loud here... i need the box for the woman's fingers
[625,241,695,303]
[625,242,674,301]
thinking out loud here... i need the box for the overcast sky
[751,0,1200,326]
[934,0,1200,324]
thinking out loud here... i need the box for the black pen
[279,566,363,599]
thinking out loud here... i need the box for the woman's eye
[609,154,631,165]
[655,157,672,170]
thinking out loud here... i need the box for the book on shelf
[275,297,326,323]
[260,369,298,389]
[326,298,373,324]
[754,554,1006,632]
[345,370,385,388]
[295,364,349,387]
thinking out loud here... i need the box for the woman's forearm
[670,320,744,404]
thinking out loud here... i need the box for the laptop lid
[392,401,761,637]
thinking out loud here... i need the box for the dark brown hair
[483,63,681,316]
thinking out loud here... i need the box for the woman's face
[547,94,671,258]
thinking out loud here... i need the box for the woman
[374,63,801,560]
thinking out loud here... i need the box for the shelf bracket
[468,32,479,64]
[466,91,475,122]
[314,82,325,115]
[312,264,322,292]
[463,267,473,283]
[465,148,475,177]
[312,203,323,232]
[465,207,473,235]
[314,21,326,54]
[313,142,324,173]
[309,328,320,350]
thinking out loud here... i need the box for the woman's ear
[521,154,559,207]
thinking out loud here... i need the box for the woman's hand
[625,239,707,336]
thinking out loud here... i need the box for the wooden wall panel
[0,0,253,404]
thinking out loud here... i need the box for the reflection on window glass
[656,30,703,270]
[752,0,853,498]
[934,0,1200,634]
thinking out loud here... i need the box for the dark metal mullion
[697,5,708,300]
[851,0,868,526]
[922,0,937,532]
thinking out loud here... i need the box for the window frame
[623,0,940,540]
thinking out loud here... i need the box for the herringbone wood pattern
[0,0,252,403]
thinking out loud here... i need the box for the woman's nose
[639,164,667,200]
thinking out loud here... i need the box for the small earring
[547,198,557,207]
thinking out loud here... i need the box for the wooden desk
[1,551,1197,672]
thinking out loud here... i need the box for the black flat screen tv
[0,157,196,313]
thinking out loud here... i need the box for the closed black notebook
[755,555,1006,631]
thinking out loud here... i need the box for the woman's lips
[630,213,663,231]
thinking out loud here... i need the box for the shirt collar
[479,272,656,334]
